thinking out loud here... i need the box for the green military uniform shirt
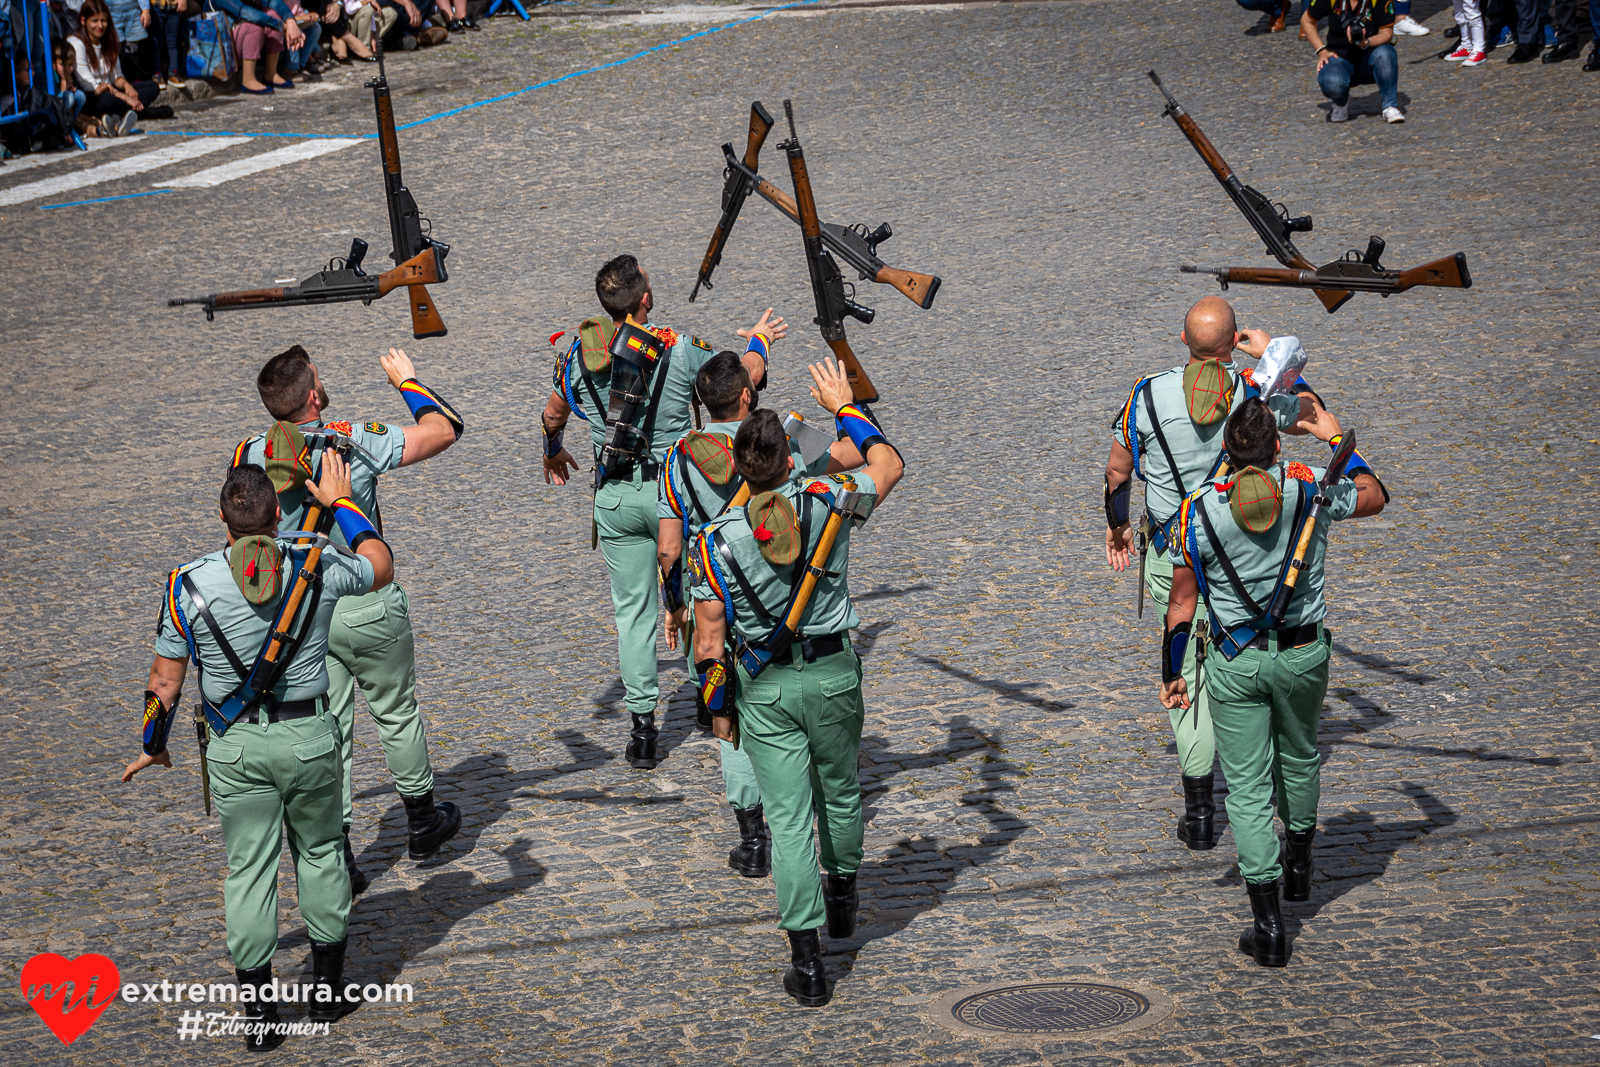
[157,542,375,705]
[557,324,720,464]
[688,472,879,645]
[236,419,405,546]
[1113,362,1301,525]
[657,419,831,535]
[1172,462,1359,631]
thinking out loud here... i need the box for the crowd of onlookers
[1237,0,1599,125]
[2,0,490,156]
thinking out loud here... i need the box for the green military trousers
[721,739,761,809]
[1144,552,1216,778]
[595,472,662,717]
[325,582,434,827]
[206,704,349,971]
[736,647,865,932]
[1206,628,1331,884]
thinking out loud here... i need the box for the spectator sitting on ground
[0,50,77,154]
[1301,0,1404,124]
[281,0,325,77]
[210,0,304,92]
[435,0,478,33]
[71,0,166,136]
[51,41,91,148]
[341,0,394,59]
[380,0,447,49]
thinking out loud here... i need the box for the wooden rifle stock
[211,287,291,308]
[262,503,329,665]
[1397,252,1472,292]
[692,102,776,300]
[377,248,447,337]
[827,338,878,406]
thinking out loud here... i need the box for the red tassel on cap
[753,524,773,542]
[244,559,257,578]
[549,331,566,346]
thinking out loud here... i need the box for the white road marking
[0,137,250,206]
[0,136,148,178]
[153,138,364,188]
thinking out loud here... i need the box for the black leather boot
[782,929,830,1006]
[236,965,286,1051]
[307,938,351,1023]
[626,713,659,769]
[342,825,368,896]
[402,791,461,860]
[728,805,771,877]
[1238,880,1290,967]
[1282,827,1316,902]
[1176,773,1216,850]
[824,872,858,939]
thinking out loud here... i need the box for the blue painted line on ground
[40,189,175,209]
[143,0,824,140]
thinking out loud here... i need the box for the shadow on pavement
[830,717,1029,991]
[914,655,1076,713]
[1289,781,1458,930]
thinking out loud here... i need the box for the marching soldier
[541,254,781,769]
[122,456,391,1049]
[1160,397,1387,966]
[688,357,903,1007]
[655,352,864,879]
[235,344,464,889]
[1103,296,1315,851]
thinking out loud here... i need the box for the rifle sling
[1194,480,1309,628]
[716,492,818,629]
[1141,384,1187,500]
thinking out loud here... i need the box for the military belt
[1231,622,1321,651]
[601,458,659,483]
[769,631,847,666]
[236,695,325,725]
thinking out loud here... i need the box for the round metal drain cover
[928,981,1174,1043]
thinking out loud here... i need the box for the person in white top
[71,0,160,136]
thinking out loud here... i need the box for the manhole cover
[928,981,1174,1043]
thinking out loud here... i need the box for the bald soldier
[1104,296,1317,851]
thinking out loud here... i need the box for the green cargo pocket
[340,601,388,628]
[817,670,862,726]
[206,741,243,765]
[291,732,336,762]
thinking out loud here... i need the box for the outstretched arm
[383,348,460,467]
[809,356,903,502]
[735,308,786,388]
[309,452,395,590]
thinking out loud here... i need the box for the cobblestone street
[3,0,1598,1062]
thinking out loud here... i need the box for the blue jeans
[285,20,322,71]
[1317,44,1398,110]
[150,6,189,79]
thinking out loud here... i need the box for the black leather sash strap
[1237,623,1321,651]
[182,575,249,679]
[602,458,660,483]
[770,631,847,666]
[238,696,324,725]
[1143,385,1186,499]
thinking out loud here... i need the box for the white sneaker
[1394,14,1430,34]
[1329,103,1349,122]
[1383,106,1406,123]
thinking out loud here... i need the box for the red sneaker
[1445,44,1473,60]
[1461,49,1487,65]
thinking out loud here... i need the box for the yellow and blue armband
[834,403,887,456]
[696,657,730,717]
[142,689,176,757]
[332,497,381,549]
[399,378,464,440]
[745,332,770,390]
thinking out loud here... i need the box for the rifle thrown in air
[170,39,450,338]
[1148,71,1470,314]
[690,101,941,311]
[780,99,882,412]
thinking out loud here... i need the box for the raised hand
[808,356,853,416]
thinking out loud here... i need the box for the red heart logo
[20,952,120,1045]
